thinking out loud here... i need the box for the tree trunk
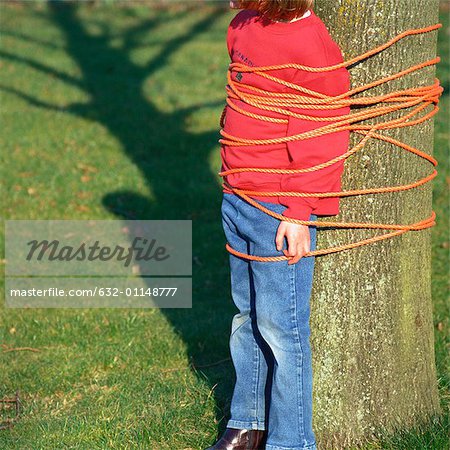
[310,1,442,448]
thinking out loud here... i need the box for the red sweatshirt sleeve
[279,66,351,221]
[226,11,242,59]
[226,24,233,58]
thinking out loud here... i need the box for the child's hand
[275,221,310,265]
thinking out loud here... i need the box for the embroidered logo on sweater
[235,49,254,67]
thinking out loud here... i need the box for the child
[207,1,350,449]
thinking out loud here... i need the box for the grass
[0,1,448,449]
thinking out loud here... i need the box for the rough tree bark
[310,1,442,448]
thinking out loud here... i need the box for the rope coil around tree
[218,23,443,262]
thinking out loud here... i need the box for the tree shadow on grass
[1,1,235,444]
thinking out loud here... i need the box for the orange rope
[218,23,443,262]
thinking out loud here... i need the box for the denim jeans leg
[221,194,267,430]
[232,196,317,450]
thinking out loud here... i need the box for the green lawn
[0,2,448,449]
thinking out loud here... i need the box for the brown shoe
[205,427,266,450]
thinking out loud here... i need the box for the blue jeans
[221,192,317,450]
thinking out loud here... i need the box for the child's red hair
[235,0,314,22]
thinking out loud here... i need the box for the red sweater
[220,8,351,221]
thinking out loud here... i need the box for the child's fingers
[285,236,311,265]
[281,234,298,264]
[283,248,301,265]
[285,242,302,265]
[285,233,298,257]
[275,224,286,251]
